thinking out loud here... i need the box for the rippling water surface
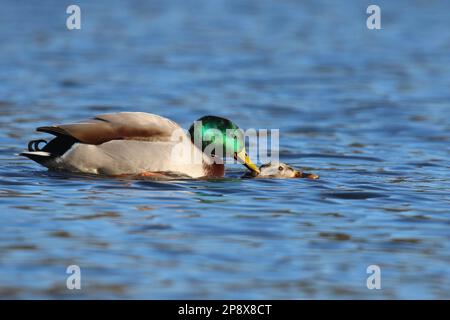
[0,0,449,298]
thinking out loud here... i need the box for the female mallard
[245,162,319,179]
[20,112,260,178]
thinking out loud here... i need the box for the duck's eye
[278,166,284,171]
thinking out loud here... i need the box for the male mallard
[20,112,259,178]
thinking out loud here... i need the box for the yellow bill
[234,149,260,174]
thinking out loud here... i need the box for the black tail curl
[27,139,48,152]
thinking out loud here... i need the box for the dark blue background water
[0,0,449,298]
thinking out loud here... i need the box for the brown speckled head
[245,162,319,179]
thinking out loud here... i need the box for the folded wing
[36,112,182,145]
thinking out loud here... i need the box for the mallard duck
[20,112,260,178]
[244,162,319,179]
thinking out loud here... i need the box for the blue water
[0,0,449,299]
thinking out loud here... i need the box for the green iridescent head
[188,115,259,174]
[188,116,243,156]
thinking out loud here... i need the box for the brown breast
[203,163,225,177]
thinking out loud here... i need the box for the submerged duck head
[260,162,301,178]
[188,115,260,174]
[244,162,320,179]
